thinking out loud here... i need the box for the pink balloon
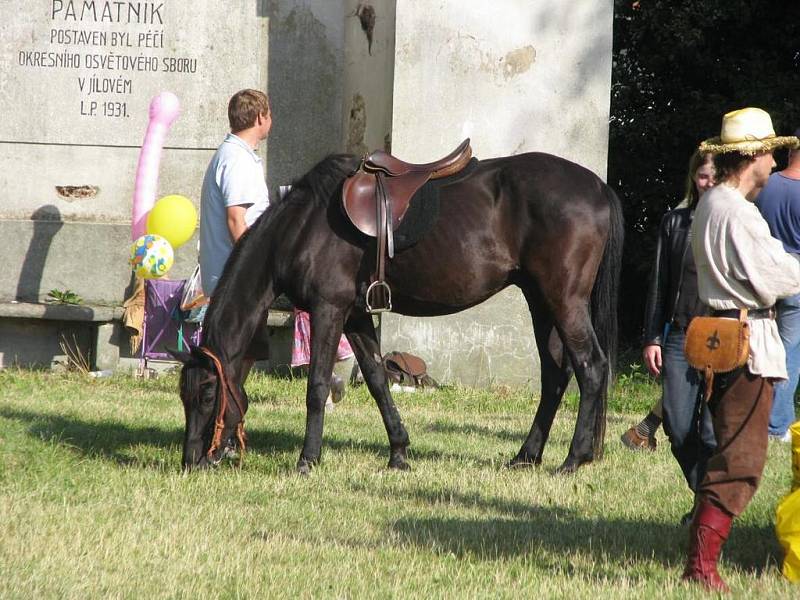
[131,92,181,240]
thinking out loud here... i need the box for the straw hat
[699,107,799,155]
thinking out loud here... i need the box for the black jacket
[642,207,696,347]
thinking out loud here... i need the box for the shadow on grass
[0,406,185,467]
[424,421,521,441]
[424,409,638,442]
[255,479,780,579]
[392,511,780,578]
[352,482,782,577]
[1,407,780,578]
[1,406,499,470]
[347,481,574,521]
[0,406,303,468]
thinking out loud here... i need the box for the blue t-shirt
[756,172,800,254]
[199,133,269,295]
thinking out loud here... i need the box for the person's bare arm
[226,205,248,242]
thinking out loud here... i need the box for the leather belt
[712,307,775,320]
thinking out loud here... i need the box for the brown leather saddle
[342,138,472,313]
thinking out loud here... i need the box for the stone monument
[0,0,614,388]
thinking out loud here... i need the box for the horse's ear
[166,347,192,364]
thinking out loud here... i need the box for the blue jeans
[769,294,800,436]
[661,329,717,492]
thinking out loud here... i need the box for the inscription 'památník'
[2,1,263,146]
[51,1,164,25]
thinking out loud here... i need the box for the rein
[199,347,248,466]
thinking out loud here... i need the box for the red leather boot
[682,499,733,592]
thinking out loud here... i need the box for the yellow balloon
[146,194,198,249]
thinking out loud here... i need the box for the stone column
[265,0,396,189]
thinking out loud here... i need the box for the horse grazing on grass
[173,149,623,474]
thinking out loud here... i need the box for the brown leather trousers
[698,367,772,517]
[699,367,773,516]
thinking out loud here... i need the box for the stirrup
[365,280,392,313]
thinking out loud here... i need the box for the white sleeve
[216,156,263,208]
[730,210,800,303]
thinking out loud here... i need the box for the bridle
[198,347,248,466]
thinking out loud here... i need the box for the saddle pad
[393,157,479,252]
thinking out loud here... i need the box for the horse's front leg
[297,304,342,475]
[345,311,411,470]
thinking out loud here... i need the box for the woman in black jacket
[622,150,717,521]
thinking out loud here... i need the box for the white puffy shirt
[691,183,800,379]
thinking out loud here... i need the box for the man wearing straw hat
[686,107,800,591]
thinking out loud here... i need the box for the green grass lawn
[0,367,796,598]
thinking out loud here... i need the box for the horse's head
[171,347,248,470]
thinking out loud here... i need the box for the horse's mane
[208,153,359,310]
[228,153,357,255]
[285,153,359,210]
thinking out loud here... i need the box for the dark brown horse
[172,150,623,474]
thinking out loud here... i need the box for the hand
[642,344,662,377]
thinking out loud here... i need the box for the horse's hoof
[185,456,214,472]
[506,453,541,470]
[296,458,315,476]
[388,458,411,471]
[553,462,577,475]
[388,455,411,471]
[554,456,591,475]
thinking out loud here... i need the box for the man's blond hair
[228,89,270,133]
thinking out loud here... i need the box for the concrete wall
[0,317,93,369]
[341,1,396,156]
[0,1,270,304]
[0,0,396,301]
[265,0,345,188]
[381,0,614,388]
[0,0,397,368]
[266,0,395,188]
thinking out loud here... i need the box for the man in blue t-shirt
[756,128,800,440]
[199,89,271,297]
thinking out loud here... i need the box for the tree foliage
[609,0,800,343]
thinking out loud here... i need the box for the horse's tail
[590,184,624,458]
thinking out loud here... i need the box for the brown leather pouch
[684,308,750,401]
